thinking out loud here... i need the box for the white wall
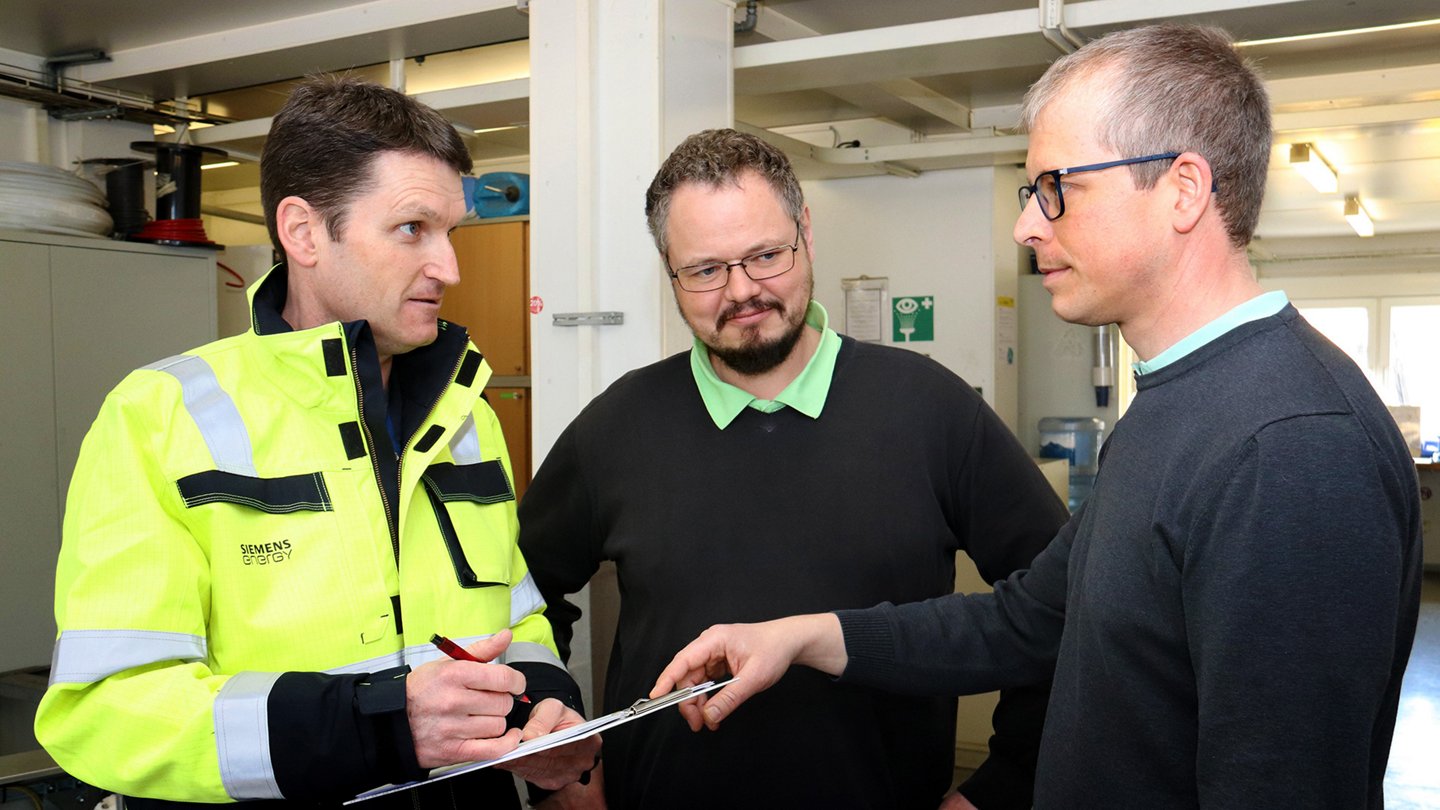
[1259,270,1440,300]
[0,98,42,163]
[802,166,1000,402]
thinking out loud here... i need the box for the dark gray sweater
[520,335,1069,809]
[840,306,1423,808]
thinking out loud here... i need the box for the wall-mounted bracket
[552,311,624,327]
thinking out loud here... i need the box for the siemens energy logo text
[241,540,293,565]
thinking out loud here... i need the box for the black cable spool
[80,157,153,239]
[129,141,228,221]
[128,141,228,247]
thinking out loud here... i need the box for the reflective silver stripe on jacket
[510,573,546,627]
[448,413,482,464]
[49,629,206,685]
[214,671,284,800]
[325,650,406,676]
[146,354,257,477]
[505,641,564,669]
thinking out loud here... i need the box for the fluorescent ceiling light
[1344,195,1374,237]
[1289,143,1337,193]
[1237,17,1440,47]
[473,125,523,135]
[200,161,239,170]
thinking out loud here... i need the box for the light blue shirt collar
[1134,291,1289,375]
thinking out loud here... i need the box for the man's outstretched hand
[648,614,846,731]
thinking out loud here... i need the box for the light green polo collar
[691,301,841,429]
[1134,290,1289,375]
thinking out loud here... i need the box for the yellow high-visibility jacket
[36,268,573,805]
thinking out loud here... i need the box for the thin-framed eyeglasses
[668,222,802,293]
[1018,152,1181,222]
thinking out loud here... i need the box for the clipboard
[346,678,733,803]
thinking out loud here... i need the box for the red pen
[430,633,532,704]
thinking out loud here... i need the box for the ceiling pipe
[735,1,758,34]
[1039,0,1085,54]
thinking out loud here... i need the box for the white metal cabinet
[0,229,216,676]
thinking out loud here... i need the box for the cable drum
[0,161,112,237]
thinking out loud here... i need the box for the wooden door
[485,387,530,502]
[442,220,533,497]
[443,221,528,376]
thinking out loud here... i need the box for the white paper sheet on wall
[842,276,889,342]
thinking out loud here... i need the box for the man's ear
[799,205,815,263]
[276,196,323,268]
[1169,152,1213,235]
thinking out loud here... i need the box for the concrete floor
[1383,570,1440,809]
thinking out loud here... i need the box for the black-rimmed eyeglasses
[1018,152,1181,222]
[668,222,802,293]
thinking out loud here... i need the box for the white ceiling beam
[414,77,529,110]
[189,77,531,151]
[735,0,1308,92]
[812,133,1029,166]
[751,3,822,43]
[73,0,517,83]
[0,45,44,72]
[871,79,972,129]
[1267,62,1440,107]
[737,7,1037,74]
[1274,99,1440,132]
[750,4,973,130]
[737,0,1307,68]
[191,117,272,146]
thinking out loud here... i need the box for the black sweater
[840,306,1423,808]
[520,335,1068,809]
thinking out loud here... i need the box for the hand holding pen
[431,633,534,727]
[425,631,603,791]
[405,629,529,769]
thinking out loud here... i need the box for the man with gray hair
[519,128,1068,808]
[653,24,1422,808]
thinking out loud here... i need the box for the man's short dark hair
[644,128,804,258]
[260,74,473,256]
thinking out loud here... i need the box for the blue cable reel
[465,171,530,218]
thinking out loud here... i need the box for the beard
[699,296,808,376]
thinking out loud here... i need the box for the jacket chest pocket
[421,461,515,589]
[175,468,361,664]
[178,469,341,578]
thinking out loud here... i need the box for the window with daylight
[1297,296,1440,451]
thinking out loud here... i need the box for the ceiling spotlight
[1344,195,1374,237]
[1289,143,1338,193]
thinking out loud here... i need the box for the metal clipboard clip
[624,679,731,717]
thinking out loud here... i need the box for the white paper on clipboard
[346,678,734,803]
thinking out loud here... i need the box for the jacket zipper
[349,343,400,564]
[357,335,471,570]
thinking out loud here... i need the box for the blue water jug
[1038,416,1105,512]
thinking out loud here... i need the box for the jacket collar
[243,265,485,423]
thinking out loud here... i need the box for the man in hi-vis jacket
[37,75,598,809]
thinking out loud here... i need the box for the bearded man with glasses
[518,128,1068,809]
[652,24,1422,810]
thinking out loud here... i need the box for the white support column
[530,0,734,464]
[529,0,734,715]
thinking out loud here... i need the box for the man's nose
[1013,194,1052,247]
[721,262,762,300]
[432,238,461,287]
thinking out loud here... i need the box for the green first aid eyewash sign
[892,296,934,342]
